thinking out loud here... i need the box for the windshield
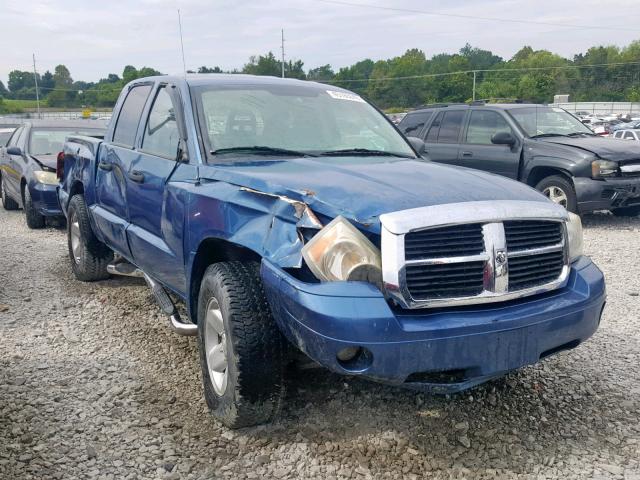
[508,106,594,137]
[29,128,105,156]
[0,129,15,146]
[192,84,415,159]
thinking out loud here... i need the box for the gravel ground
[1,207,639,480]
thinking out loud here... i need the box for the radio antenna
[178,9,187,76]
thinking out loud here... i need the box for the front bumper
[262,256,605,393]
[574,176,640,213]
[29,181,63,217]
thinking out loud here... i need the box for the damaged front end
[238,187,383,288]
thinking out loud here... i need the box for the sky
[1,0,639,85]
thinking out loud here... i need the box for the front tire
[67,194,113,281]
[1,176,19,211]
[611,205,640,217]
[197,261,286,428]
[24,186,46,229]
[535,175,578,213]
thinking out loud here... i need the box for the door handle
[128,170,145,183]
[461,151,473,157]
[98,161,113,171]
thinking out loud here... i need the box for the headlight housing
[33,170,59,185]
[302,216,382,285]
[591,159,618,178]
[566,212,583,262]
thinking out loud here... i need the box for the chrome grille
[405,224,484,260]
[508,250,565,290]
[504,220,563,250]
[380,201,571,309]
[405,261,485,299]
[620,162,640,177]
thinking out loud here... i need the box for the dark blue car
[0,120,106,228]
[58,75,606,428]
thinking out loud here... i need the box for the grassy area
[3,99,43,109]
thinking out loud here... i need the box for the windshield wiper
[566,131,596,137]
[210,146,316,157]
[530,133,570,139]
[318,148,414,158]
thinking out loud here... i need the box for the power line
[325,61,640,84]
[314,0,639,32]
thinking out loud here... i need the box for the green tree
[242,52,282,77]
[197,66,223,73]
[47,64,75,107]
[307,64,335,81]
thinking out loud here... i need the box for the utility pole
[472,70,477,102]
[32,54,41,119]
[178,9,187,77]
[281,29,285,78]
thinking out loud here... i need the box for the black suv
[398,103,640,215]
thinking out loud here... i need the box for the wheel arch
[526,166,574,188]
[69,180,85,198]
[188,237,262,323]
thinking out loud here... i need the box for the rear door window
[437,110,465,143]
[624,131,635,140]
[399,112,431,137]
[141,87,180,160]
[465,111,513,144]
[113,84,152,147]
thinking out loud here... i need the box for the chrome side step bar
[143,274,198,336]
[107,258,144,277]
[106,258,197,336]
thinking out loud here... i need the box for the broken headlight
[591,159,618,178]
[302,216,382,285]
[566,212,583,263]
[33,170,59,185]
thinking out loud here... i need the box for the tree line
[1,40,639,113]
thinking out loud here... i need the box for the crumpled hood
[200,156,548,228]
[539,136,640,163]
[30,154,57,170]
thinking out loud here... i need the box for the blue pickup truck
[58,74,606,428]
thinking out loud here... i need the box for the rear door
[126,84,187,292]
[94,83,153,258]
[457,110,521,179]
[421,110,466,165]
[2,126,24,199]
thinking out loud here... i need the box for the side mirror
[491,132,516,146]
[407,137,426,155]
[6,146,22,156]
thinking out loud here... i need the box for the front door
[3,127,26,200]
[457,110,521,179]
[94,83,153,258]
[125,85,187,294]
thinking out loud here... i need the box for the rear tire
[24,187,46,229]
[1,176,19,211]
[67,194,113,281]
[535,175,578,213]
[197,261,286,428]
[611,205,640,217]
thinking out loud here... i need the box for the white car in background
[612,129,640,141]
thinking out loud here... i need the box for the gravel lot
[1,206,639,480]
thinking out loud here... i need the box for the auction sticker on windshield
[326,90,365,103]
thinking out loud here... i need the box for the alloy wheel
[204,297,229,396]
[543,185,568,208]
[69,211,83,264]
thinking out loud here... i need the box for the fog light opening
[336,346,373,372]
